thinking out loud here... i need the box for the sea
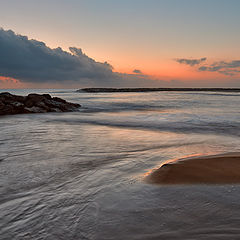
[1,89,240,239]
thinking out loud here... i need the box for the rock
[0,92,81,116]
[42,94,52,100]
[0,92,13,98]
[24,106,47,113]
[25,94,45,107]
[0,105,15,115]
[52,97,66,103]
[0,100,4,109]
[11,102,24,107]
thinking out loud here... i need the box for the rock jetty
[78,88,240,93]
[0,92,81,115]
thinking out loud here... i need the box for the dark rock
[0,105,16,115]
[0,92,81,116]
[42,94,52,100]
[14,95,26,103]
[52,97,66,103]
[0,92,13,98]
[43,99,61,108]
[24,106,47,113]
[0,100,4,109]
[35,101,50,112]
[27,93,45,102]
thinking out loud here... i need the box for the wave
[182,92,240,97]
[78,104,169,113]
[47,116,240,137]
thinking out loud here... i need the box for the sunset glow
[0,0,240,88]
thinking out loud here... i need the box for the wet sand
[145,153,240,184]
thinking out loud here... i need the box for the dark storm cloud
[175,57,207,66]
[133,69,142,74]
[199,60,240,76]
[0,28,119,85]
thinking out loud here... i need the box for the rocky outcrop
[0,92,81,115]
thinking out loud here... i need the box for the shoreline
[145,153,240,185]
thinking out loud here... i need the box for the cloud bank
[2,28,239,88]
[1,28,180,87]
[199,60,240,76]
[175,58,207,66]
[176,56,240,76]
[0,28,124,86]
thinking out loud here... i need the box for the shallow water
[1,89,240,239]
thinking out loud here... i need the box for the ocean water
[1,89,240,240]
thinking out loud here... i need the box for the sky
[0,0,240,88]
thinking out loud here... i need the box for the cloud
[0,76,17,83]
[199,60,240,76]
[0,28,122,86]
[1,28,180,87]
[176,56,240,76]
[175,57,207,66]
[133,69,142,74]
[0,76,24,88]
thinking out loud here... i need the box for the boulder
[0,92,81,116]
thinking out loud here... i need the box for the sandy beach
[145,153,240,185]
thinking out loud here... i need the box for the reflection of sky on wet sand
[143,153,203,179]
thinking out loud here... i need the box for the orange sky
[0,37,237,89]
[0,1,240,88]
